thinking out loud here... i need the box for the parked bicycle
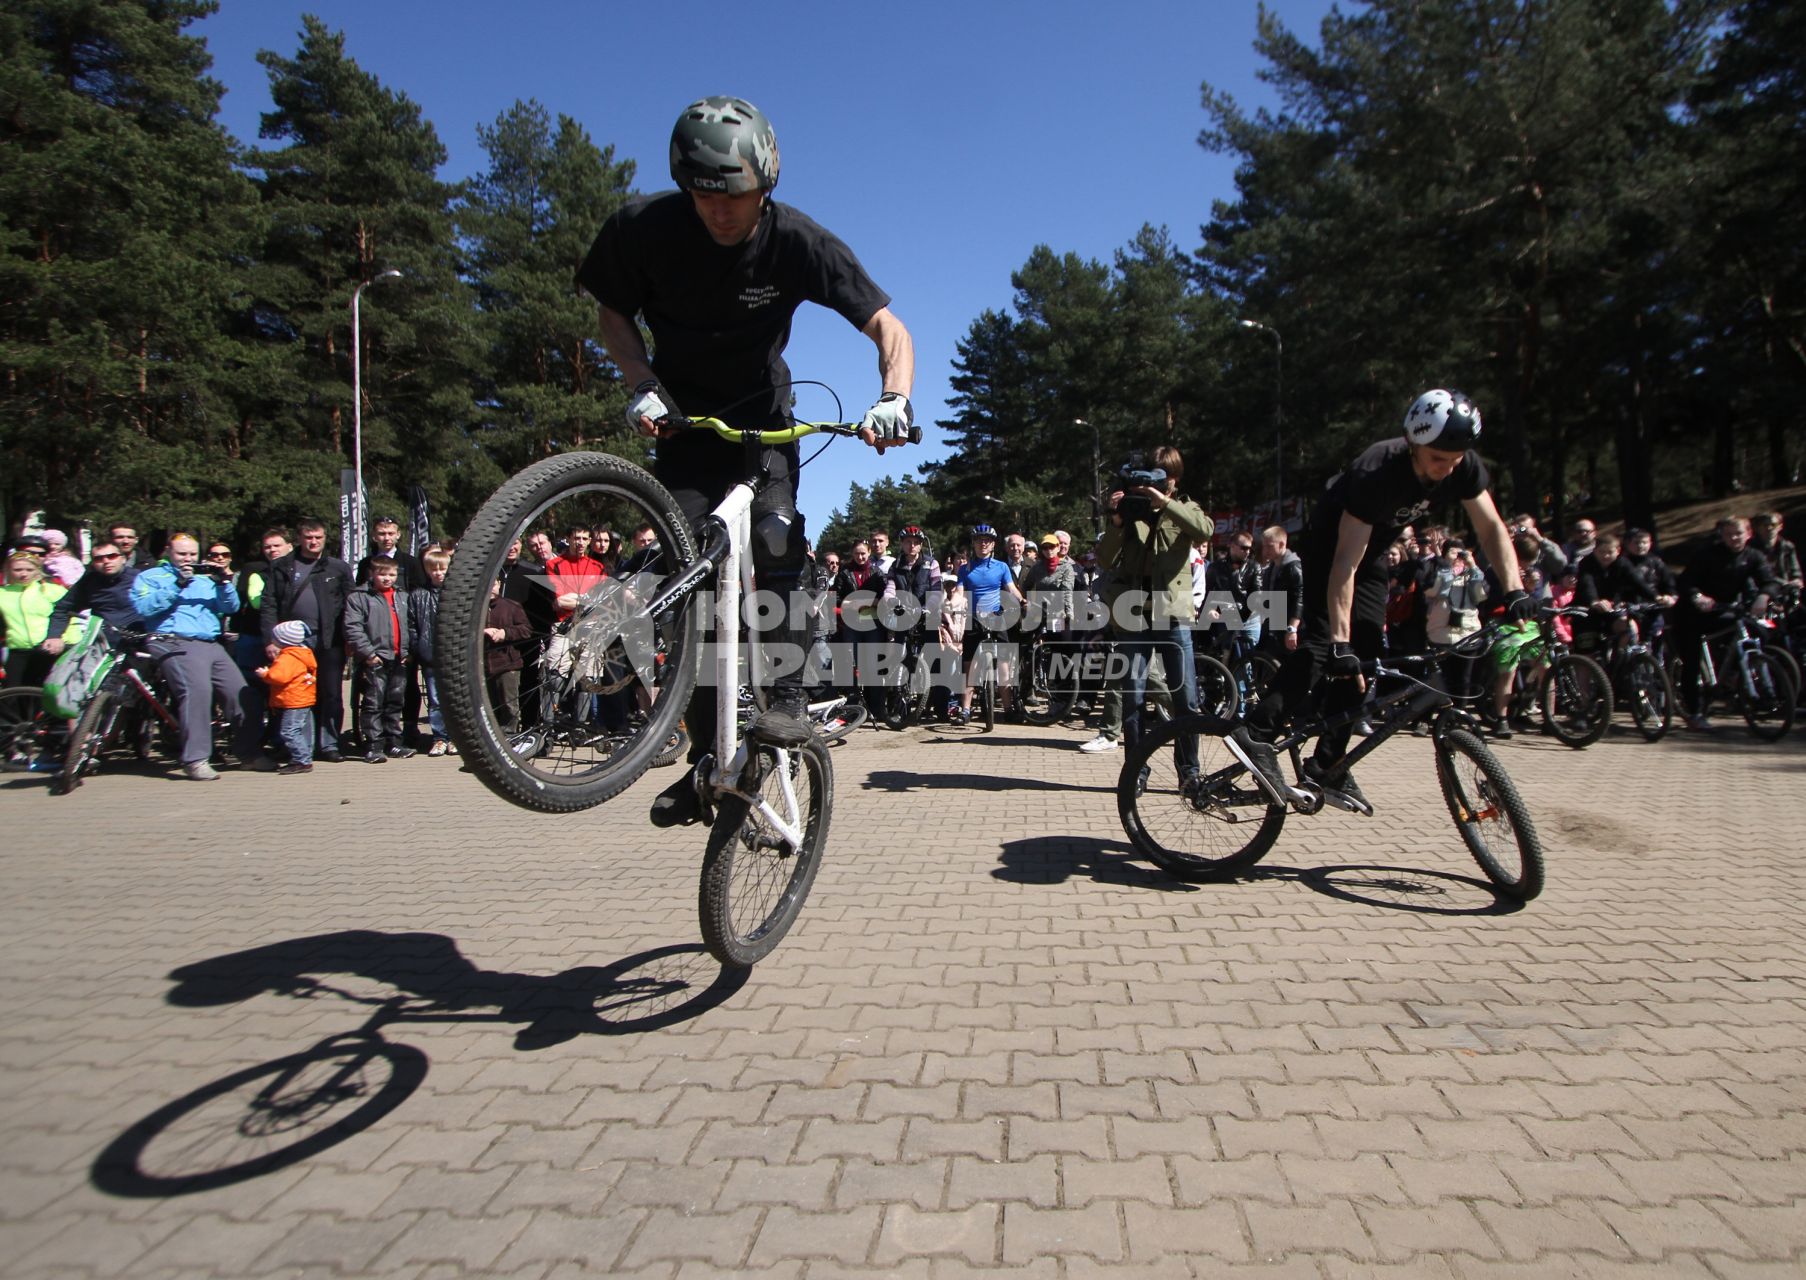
[441,399,916,966]
[1599,603,1676,741]
[1680,606,1796,740]
[1491,606,1613,749]
[1117,623,1544,901]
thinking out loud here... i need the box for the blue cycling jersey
[959,557,1014,615]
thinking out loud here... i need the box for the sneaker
[427,740,448,757]
[1078,734,1120,754]
[1135,765,1150,798]
[446,741,459,755]
[750,689,812,747]
[182,760,220,781]
[1490,722,1514,741]
[245,754,281,773]
[387,746,417,760]
[650,766,703,828]
[1303,757,1373,816]
[317,750,343,764]
[1684,714,1714,732]
[276,762,313,775]
[1225,726,1291,805]
[1352,717,1376,737]
[363,749,386,764]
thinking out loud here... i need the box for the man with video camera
[130,533,267,780]
[1099,445,1214,783]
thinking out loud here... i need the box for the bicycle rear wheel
[700,738,832,967]
[979,664,996,732]
[1194,654,1241,719]
[1118,712,1286,880]
[438,452,702,812]
[1434,727,1543,900]
[1739,650,1796,741]
[0,687,54,772]
[1621,652,1673,742]
[1539,653,1612,748]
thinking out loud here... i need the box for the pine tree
[250,15,482,538]
[0,0,262,540]
[458,99,637,473]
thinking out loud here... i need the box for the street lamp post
[351,268,402,565]
[1238,319,1284,521]
[1077,417,1102,539]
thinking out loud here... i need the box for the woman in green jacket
[2,552,71,688]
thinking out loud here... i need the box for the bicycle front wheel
[1540,653,1612,749]
[1118,712,1286,880]
[1622,652,1673,742]
[979,666,996,732]
[700,738,832,967]
[1739,650,1797,741]
[817,701,867,744]
[1434,727,1543,900]
[0,687,54,773]
[438,451,703,813]
[58,687,122,794]
[1020,636,1075,726]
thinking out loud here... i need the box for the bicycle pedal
[1322,788,1374,817]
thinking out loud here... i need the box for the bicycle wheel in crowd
[1761,643,1802,711]
[438,451,703,813]
[1621,652,1673,742]
[1739,650,1796,741]
[651,723,689,769]
[816,701,867,744]
[0,687,54,773]
[57,685,124,794]
[1246,652,1281,706]
[1020,636,1076,726]
[699,738,832,967]
[1117,712,1286,880]
[1539,652,1612,749]
[1433,727,1544,901]
[1193,653,1241,719]
[979,662,996,732]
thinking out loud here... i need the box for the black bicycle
[1117,624,1544,900]
[1599,603,1676,742]
[1495,606,1613,749]
[1683,606,1796,740]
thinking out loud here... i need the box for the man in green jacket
[1099,444,1214,782]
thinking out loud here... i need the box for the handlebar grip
[906,423,923,445]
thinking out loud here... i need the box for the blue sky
[195,0,1340,537]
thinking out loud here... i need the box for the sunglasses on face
[93,552,122,561]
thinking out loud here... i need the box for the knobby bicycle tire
[438,452,703,813]
[1622,651,1673,742]
[1434,727,1544,901]
[1739,650,1796,741]
[0,687,53,773]
[1539,652,1612,749]
[980,666,996,732]
[699,738,832,967]
[1020,637,1076,726]
[1118,712,1286,880]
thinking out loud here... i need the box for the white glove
[860,392,914,444]
[626,379,673,433]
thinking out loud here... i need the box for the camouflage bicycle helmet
[669,96,780,195]
[1402,389,1482,450]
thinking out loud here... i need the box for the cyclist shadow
[1250,863,1525,916]
[992,836,1201,892]
[91,931,747,1199]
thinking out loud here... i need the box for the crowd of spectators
[4,499,1801,780]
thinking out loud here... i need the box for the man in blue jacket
[131,533,267,780]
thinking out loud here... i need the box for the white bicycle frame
[702,481,806,852]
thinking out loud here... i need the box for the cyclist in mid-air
[1232,389,1532,810]
[576,96,916,828]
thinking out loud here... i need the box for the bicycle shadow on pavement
[863,769,1114,795]
[91,931,747,1199]
[992,835,1201,892]
[1251,863,1524,916]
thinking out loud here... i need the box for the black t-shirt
[576,193,890,456]
[1305,439,1490,584]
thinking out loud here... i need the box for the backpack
[42,617,117,719]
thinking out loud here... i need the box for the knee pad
[751,510,807,578]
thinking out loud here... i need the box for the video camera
[1117,452,1169,521]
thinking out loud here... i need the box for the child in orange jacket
[257,619,319,773]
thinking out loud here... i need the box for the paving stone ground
[1,712,1802,1279]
